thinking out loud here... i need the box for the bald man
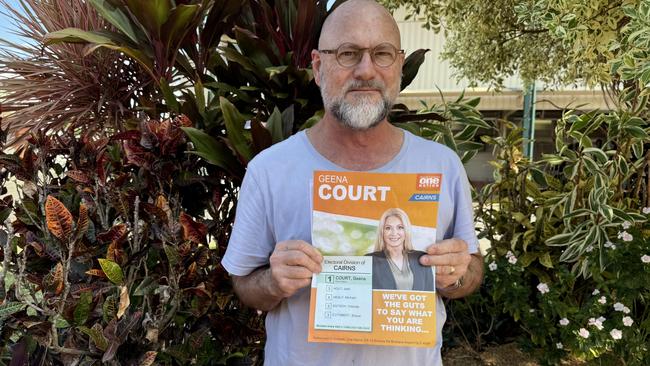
[222,1,484,364]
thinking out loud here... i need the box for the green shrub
[0,119,265,365]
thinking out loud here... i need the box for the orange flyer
[308,171,441,347]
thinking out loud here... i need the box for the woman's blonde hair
[373,208,414,253]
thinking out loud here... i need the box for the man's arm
[231,240,323,312]
[437,252,483,299]
[420,238,484,299]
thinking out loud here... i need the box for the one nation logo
[415,174,442,190]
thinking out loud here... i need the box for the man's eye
[339,51,359,57]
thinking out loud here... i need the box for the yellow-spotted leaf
[45,195,74,242]
[98,258,124,285]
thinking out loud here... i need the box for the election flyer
[308,171,441,347]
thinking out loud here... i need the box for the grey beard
[330,97,391,130]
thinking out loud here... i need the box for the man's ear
[311,49,322,86]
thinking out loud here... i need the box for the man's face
[312,16,403,130]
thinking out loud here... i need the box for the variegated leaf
[179,212,207,244]
[98,258,124,285]
[139,351,157,366]
[75,203,89,241]
[45,195,74,242]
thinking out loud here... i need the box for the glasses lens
[372,44,397,67]
[336,44,361,67]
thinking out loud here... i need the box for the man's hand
[268,240,324,298]
[231,240,323,311]
[418,238,484,298]
[419,238,471,289]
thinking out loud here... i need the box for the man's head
[312,0,403,130]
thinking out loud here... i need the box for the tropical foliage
[0,0,493,364]
[380,0,640,89]
[443,1,650,364]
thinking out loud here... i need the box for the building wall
[392,8,613,111]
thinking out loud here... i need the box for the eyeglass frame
[317,42,405,68]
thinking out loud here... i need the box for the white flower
[642,255,650,264]
[559,318,570,326]
[488,262,498,271]
[592,289,600,295]
[506,250,514,258]
[622,221,631,230]
[643,207,650,214]
[585,245,594,253]
[610,329,622,340]
[623,306,630,314]
[508,255,518,264]
[529,309,535,313]
[614,303,625,312]
[537,282,550,294]
[588,317,604,330]
[556,342,563,349]
[623,316,634,327]
[578,328,590,338]
[604,241,617,249]
[598,296,607,304]
[617,231,633,242]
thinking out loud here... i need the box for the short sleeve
[451,161,479,254]
[221,167,275,276]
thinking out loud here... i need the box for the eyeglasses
[318,43,404,68]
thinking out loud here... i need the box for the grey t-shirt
[222,130,479,366]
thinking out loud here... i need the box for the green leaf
[44,28,116,45]
[160,78,180,112]
[195,80,206,116]
[265,107,284,144]
[53,314,70,328]
[538,252,553,268]
[220,97,254,162]
[86,43,155,77]
[98,258,124,285]
[0,302,26,321]
[88,0,141,44]
[134,277,158,296]
[74,291,93,326]
[519,252,537,268]
[401,49,429,91]
[623,125,648,138]
[163,244,180,267]
[583,147,608,163]
[545,233,573,246]
[125,0,171,36]
[162,4,200,50]
[79,324,109,351]
[529,168,548,186]
[181,127,241,176]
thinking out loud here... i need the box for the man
[221,0,484,364]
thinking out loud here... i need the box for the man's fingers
[420,252,467,267]
[435,265,458,276]
[281,251,322,273]
[280,264,317,280]
[276,241,324,264]
[425,238,468,255]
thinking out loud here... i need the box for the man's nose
[353,51,377,80]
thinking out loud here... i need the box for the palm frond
[0,0,151,146]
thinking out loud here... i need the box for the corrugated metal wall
[395,11,523,92]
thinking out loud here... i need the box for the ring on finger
[449,266,456,275]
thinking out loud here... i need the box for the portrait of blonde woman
[367,208,434,291]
